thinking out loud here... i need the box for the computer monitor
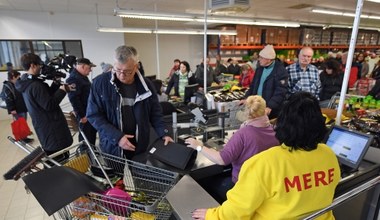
[184,84,199,104]
[324,125,373,171]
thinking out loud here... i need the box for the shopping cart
[5,134,179,220]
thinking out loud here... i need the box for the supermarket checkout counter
[160,124,380,219]
[135,129,235,180]
[133,106,233,180]
[162,146,380,220]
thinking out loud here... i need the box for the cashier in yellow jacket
[192,91,341,220]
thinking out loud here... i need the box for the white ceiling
[1,0,380,29]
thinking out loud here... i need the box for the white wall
[0,10,206,120]
[0,10,124,120]
[124,34,205,79]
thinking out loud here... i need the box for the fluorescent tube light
[114,8,300,27]
[313,8,380,20]
[97,27,237,35]
[114,9,196,22]
[368,15,380,20]
[329,24,352,29]
[253,21,300,28]
[312,9,343,15]
[367,0,380,3]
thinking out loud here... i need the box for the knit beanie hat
[259,45,276,60]
[100,62,113,73]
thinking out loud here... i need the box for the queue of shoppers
[4,44,376,220]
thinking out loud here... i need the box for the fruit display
[209,87,247,102]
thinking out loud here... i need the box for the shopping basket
[5,134,179,220]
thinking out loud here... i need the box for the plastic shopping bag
[11,117,32,141]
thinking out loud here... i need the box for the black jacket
[244,60,288,119]
[195,63,220,87]
[227,64,241,76]
[66,69,92,119]
[368,79,380,99]
[15,74,73,152]
[2,80,28,114]
[319,72,344,101]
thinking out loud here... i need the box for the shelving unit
[208,26,380,60]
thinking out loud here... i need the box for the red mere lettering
[284,168,335,192]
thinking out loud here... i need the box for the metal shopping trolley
[5,134,179,220]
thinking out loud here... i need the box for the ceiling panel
[0,0,379,29]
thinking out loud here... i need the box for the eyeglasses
[112,67,135,75]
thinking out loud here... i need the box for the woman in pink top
[186,95,279,202]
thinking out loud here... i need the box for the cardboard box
[248,27,262,44]
[236,25,248,44]
[288,29,301,44]
[265,28,278,44]
[277,28,289,44]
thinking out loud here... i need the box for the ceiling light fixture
[311,9,343,16]
[312,8,380,20]
[114,9,196,22]
[114,8,300,27]
[367,0,380,3]
[97,27,237,35]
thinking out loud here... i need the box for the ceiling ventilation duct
[209,0,250,13]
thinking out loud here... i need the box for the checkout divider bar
[303,175,380,219]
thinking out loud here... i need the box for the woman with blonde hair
[186,95,279,202]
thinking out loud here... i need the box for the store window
[0,40,83,71]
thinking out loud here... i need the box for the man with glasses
[87,46,173,159]
[241,45,288,119]
[66,58,97,151]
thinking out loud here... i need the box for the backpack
[0,83,15,109]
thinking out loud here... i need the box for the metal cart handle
[302,175,380,219]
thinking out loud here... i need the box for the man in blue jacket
[87,46,173,159]
[66,58,97,151]
[242,45,288,119]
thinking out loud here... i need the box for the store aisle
[0,118,53,220]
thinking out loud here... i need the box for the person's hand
[10,110,17,115]
[53,77,62,85]
[118,134,136,151]
[192,208,207,220]
[184,138,203,150]
[163,136,174,145]
[59,84,67,92]
[80,117,87,123]
[265,107,272,116]
[239,99,246,106]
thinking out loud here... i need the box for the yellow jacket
[206,143,341,220]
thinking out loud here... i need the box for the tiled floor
[0,118,55,220]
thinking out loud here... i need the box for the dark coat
[165,71,197,97]
[87,71,168,158]
[15,74,73,152]
[227,64,241,76]
[244,60,288,119]
[2,80,28,114]
[319,72,344,101]
[214,61,228,76]
[368,79,380,99]
[66,69,92,119]
[195,63,220,87]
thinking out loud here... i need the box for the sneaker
[22,138,34,143]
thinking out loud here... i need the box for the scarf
[240,115,271,128]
